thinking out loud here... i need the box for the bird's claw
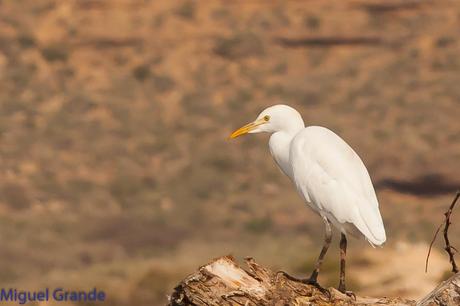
[338,288,356,300]
[276,271,302,282]
[303,278,331,298]
[346,291,356,300]
[276,271,331,299]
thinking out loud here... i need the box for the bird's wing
[290,126,386,245]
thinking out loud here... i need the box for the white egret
[230,104,386,295]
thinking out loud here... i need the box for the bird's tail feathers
[353,202,386,246]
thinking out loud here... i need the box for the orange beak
[229,118,266,139]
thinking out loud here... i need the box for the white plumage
[230,104,386,293]
[289,126,386,246]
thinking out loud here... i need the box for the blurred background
[0,0,460,305]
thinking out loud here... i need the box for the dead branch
[169,256,422,306]
[426,191,460,273]
[443,192,460,273]
[416,272,460,306]
[169,256,460,305]
[426,221,444,273]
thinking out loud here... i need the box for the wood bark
[168,256,460,306]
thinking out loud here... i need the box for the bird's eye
[263,115,270,121]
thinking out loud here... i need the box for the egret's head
[230,104,304,138]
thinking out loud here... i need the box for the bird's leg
[308,216,332,284]
[299,216,332,297]
[338,233,347,292]
[277,217,332,298]
[338,233,355,299]
[277,270,331,298]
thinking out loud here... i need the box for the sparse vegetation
[175,1,196,20]
[0,182,31,210]
[17,33,36,48]
[244,216,273,233]
[41,44,69,62]
[151,73,175,93]
[214,32,265,59]
[304,15,321,30]
[132,65,151,82]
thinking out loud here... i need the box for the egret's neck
[269,128,302,180]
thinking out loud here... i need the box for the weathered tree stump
[416,273,460,306]
[168,256,460,306]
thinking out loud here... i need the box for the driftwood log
[168,255,460,306]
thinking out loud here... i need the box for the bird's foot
[276,270,303,282]
[303,278,331,298]
[345,291,356,300]
[277,271,330,298]
[338,286,356,300]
